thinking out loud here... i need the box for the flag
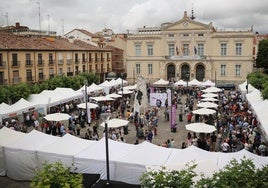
[194,46,197,55]
[176,46,179,55]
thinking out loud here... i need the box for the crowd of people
[1,84,267,157]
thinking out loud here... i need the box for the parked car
[217,83,236,90]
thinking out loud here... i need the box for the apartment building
[126,11,256,85]
[0,31,112,85]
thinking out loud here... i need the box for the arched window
[181,64,190,81]
[196,64,205,81]
[167,64,175,81]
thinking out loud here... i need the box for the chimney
[15,22,20,28]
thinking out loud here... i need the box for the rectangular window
[49,68,54,78]
[135,44,141,56]
[198,33,204,37]
[168,34,174,37]
[38,69,44,80]
[0,53,2,65]
[235,65,241,76]
[75,53,79,63]
[183,44,189,56]
[168,44,175,56]
[13,70,19,83]
[82,53,86,62]
[220,65,226,76]
[26,70,32,81]
[197,44,204,56]
[147,44,153,56]
[26,53,31,65]
[58,68,63,75]
[183,33,189,37]
[148,64,153,74]
[236,43,242,55]
[221,43,227,56]
[136,64,140,74]
[12,53,18,66]
[38,53,43,64]
[49,53,53,64]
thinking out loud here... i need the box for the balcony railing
[107,58,111,61]
[11,61,20,68]
[89,58,94,63]
[96,58,100,62]
[101,58,105,62]
[12,77,21,84]
[25,60,33,67]
[67,72,74,76]
[38,75,46,81]
[0,61,6,69]
[48,60,55,65]
[67,59,72,64]
[37,60,44,66]
[82,59,87,63]
[0,79,7,85]
[75,59,80,64]
[26,76,35,82]
[58,59,64,64]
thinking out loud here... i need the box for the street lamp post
[169,80,176,132]
[100,112,111,186]
[84,80,88,123]
[246,74,249,94]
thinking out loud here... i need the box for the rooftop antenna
[190,4,196,20]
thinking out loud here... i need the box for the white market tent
[153,78,169,87]
[5,98,38,118]
[4,130,59,180]
[115,77,128,86]
[202,80,216,87]
[188,79,202,87]
[87,83,104,93]
[1,130,268,184]
[37,134,95,169]
[239,81,256,94]
[246,89,263,110]
[74,138,136,179]
[99,80,112,88]
[0,102,12,120]
[123,84,137,90]
[0,127,26,176]
[174,79,187,86]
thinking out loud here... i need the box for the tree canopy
[256,39,268,69]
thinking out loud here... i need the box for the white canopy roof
[188,79,202,86]
[87,83,104,93]
[153,78,169,86]
[8,98,38,117]
[99,80,112,88]
[123,84,137,90]
[174,79,187,86]
[239,81,256,94]
[202,80,216,87]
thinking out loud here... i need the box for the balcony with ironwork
[67,59,72,64]
[37,60,45,66]
[107,57,111,62]
[48,60,55,65]
[38,74,46,81]
[0,79,7,85]
[89,58,94,63]
[0,61,6,69]
[58,59,64,65]
[26,76,35,83]
[11,61,20,68]
[25,60,33,67]
[12,77,21,84]
[67,72,74,76]
[75,59,80,64]
[101,58,105,62]
[82,59,87,64]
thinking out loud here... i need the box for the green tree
[256,39,268,69]
[31,161,83,188]
[196,158,268,188]
[9,83,31,103]
[140,163,197,188]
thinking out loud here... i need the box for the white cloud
[0,0,267,35]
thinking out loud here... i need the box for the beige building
[126,11,256,85]
[0,31,112,85]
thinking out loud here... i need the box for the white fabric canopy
[99,80,112,88]
[90,96,115,102]
[197,102,218,109]
[153,79,169,86]
[37,134,95,169]
[246,89,263,109]
[123,84,137,90]
[4,130,59,180]
[74,138,135,179]
[0,127,26,176]
[0,102,12,119]
[202,80,216,87]
[185,123,217,133]
[201,97,219,102]
[192,108,216,115]
[100,118,129,128]
[44,113,71,121]
[202,87,222,93]
[174,79,187,86]
[106,93,122,98]
[188,79,202,86]
[77,102,99,109]
[87,83,104,93]
[201,93,218,98]
[238,81,256,94]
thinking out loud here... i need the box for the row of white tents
[0,78,132,121]
[153,78,216,87]
[1,127,268,185]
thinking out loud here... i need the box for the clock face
[183,22,188,27]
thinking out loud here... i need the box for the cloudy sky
[0,0,267,35]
